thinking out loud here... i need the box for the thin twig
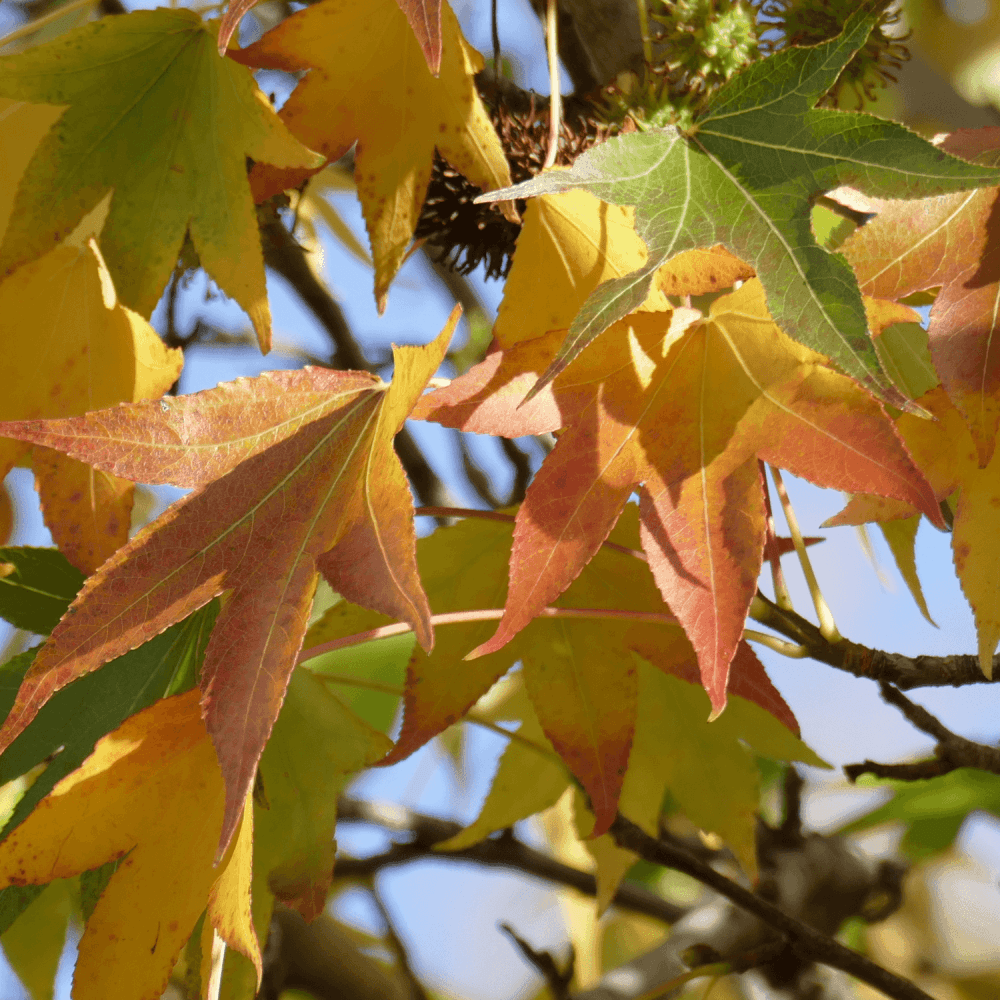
[500,923,574,1000]
[542,0,562,169]
[335,799,686,925]
[610,814,934,1000]
[843,683,1000,781]
[369,888,431,1000]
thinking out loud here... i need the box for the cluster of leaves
[3,0,1000,996]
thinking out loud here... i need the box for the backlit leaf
[476,9,1000,402]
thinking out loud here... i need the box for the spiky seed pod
[414,83,624,280]
[757,0,909,108]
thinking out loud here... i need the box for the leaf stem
[542,0,562,169]
[298,606,678,664]
[768,466,841,643]
[743,629,808,659]
[633,0,654,66]
[0,0,95,47]
[760,461,794,611]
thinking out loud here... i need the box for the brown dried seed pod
[414,79,622,280]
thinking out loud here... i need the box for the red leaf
[0,312,458,854]
[395,0,442,75]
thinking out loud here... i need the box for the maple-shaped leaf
[309,507,800,835]
[0,690,258,1000]
[0,235,183,573]
[475,8,1000,401]
[826,387,1000,676]
[0,311,457,854]
[255,667,391,921]
[415,282,942,712]
[0,10,323,352]
[491,185,753,352]
[843,129,1000,465]
[581,658,827,891]
[434,647,822,883]
[232,0,513,311]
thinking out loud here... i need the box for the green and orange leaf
[0,312,458,855]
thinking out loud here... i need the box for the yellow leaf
[435,674,567,852]
[0,99,65,245]
[234,0,512,311]
[494,190,670,348]
[0,238,182,572]
[0,690,258,1000]
[878,516,937,627]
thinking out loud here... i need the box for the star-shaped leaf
[0,9,324,351]
[476,8,1000,402]
[842,129,1000,465]
[0,311,458,854]
[415,282,942,711]
[0,690,258,1000]
[310,506,801,835]
[232,0,513,311]
[826,387,1000,677]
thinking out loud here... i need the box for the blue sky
[2,0,1000,996]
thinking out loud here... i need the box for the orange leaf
[416,282,940,712]
[0,311,458,854]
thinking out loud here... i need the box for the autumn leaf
[232,0,513,311]
[0,9,324,351]
[0,690,258,1000]
[826,387,1000,676]
[415,281,941,711]
[475,8,1000,401]
[307,506,801,835]
[435,649,822,883]
[582,657,827,889]
[0,237,183,573]
[0,602,218,847]
[843,129,1000,464]
[492,186,752,351]
[0,311,458,854]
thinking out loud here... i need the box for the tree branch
[844,682,1000,783]
[750,591,1000,689]
[608,813,931,1000]
[335,798,686,925]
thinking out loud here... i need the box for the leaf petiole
[298,606,678,665]
[768,466,842,643]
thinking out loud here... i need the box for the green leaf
[0,8,323,346]
[476,7,1000,403]
[840,769,1000,858]
[0,600,218,844]
[0,547,84,636]
[0,884,44,937]
[79,857,125,923]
